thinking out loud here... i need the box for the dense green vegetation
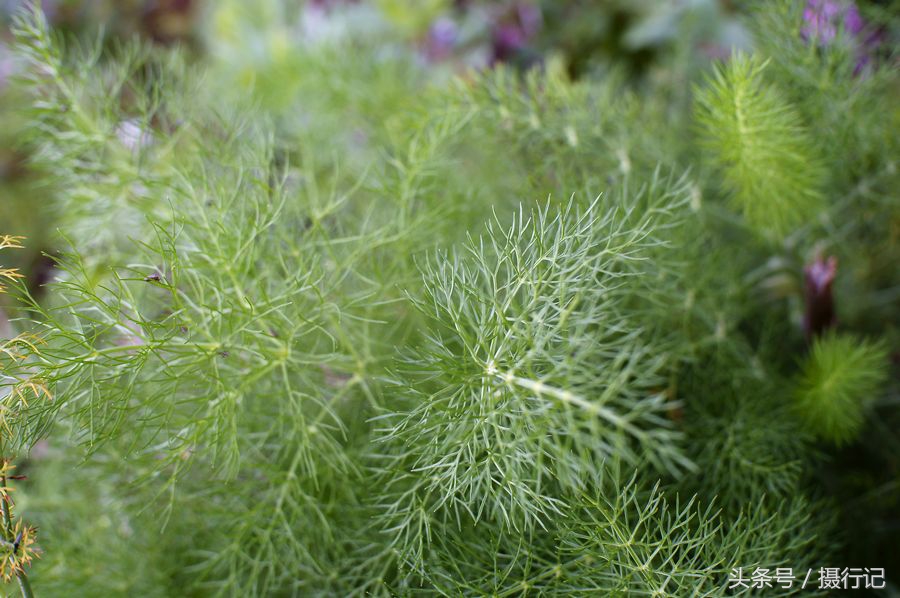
[0,1,897,595]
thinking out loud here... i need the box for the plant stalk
[1,473,35,598]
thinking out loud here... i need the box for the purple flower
[801,0,883,74]
[491,24,528,64]
[803,254,838,341]
[852,27,885,74]
[425,17,458,62]
[490,2,542,66]
[514,2,542,38]
[801,0,863,43]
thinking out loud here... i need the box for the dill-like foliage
[0,1,896,595]
[694,53,825,239]
[375,184,694,571]
[793,333,889,445]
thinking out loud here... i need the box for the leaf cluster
[0,1,896,596]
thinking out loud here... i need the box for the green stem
[1,473,35,598]
[16,574,34,598]
[1,475,13,535]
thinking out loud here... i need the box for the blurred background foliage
[1,0,894,280]
[1,0,894,329]
[0,0,753,275]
